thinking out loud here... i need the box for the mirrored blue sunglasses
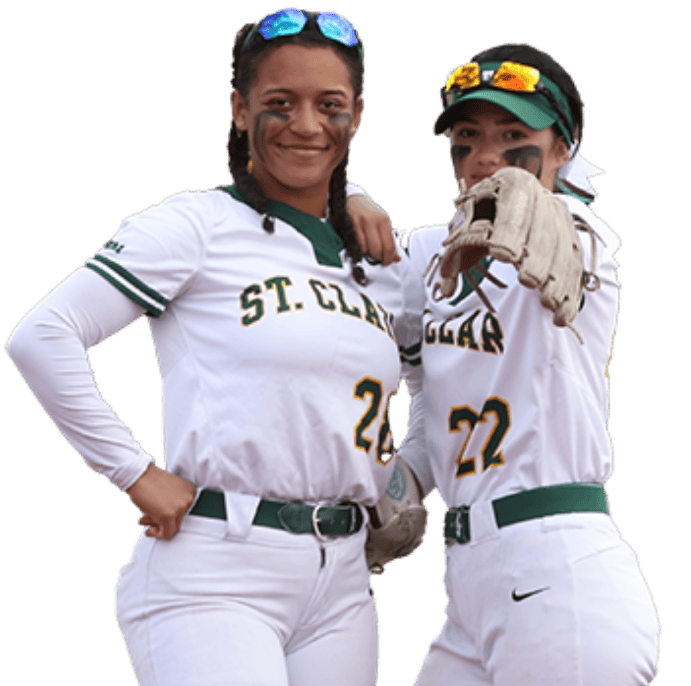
[243,8,361,59]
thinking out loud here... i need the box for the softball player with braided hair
[7,9,424,686]
[352,43,659,685]
[228,19,369,286]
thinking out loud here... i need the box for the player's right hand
[126,464,197,540]
[347,194,400,265]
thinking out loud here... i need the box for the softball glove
[434,167,599,339]
[365,457,427,574]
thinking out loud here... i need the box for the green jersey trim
[556,179,595,205]
[86,255,170,318]
[218,186,345,268]
[400,339,422,357]
[400,353,422,367]
[399,337,422,367]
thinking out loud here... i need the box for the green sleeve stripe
[399,338,422,366]
[91,255,170,306]
[86,261,166,317]
[399,339,422,356]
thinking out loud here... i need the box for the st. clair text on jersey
[423,308,504,355]
[240,274,396,339]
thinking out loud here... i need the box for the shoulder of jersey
[115,188,252,236]
[405,225,448,274]
[557,194,620,254]
[192,187,261,227]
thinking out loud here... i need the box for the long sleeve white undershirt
[398,375,436,499]
[7,268,154,490]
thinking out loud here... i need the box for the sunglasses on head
[442,61,574,144]
[243,8,362,60]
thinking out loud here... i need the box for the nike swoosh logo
[511,587,550,602]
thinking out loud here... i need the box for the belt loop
[225,492,261,538]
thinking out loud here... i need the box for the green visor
[434,61,574,145]
[435,89,559,133]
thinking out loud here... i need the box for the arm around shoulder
[346,190,400,266]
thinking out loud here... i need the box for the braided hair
[472,44,584,151]
[228,17,369,285]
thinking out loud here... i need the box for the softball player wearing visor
[401,45,660,686]
[348,43,660,685]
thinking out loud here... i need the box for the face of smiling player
[450,100,570,192]
[232,44,362,217]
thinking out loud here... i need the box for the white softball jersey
[11,187,422,507]
[401,193,620,508]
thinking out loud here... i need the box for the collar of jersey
[218,186,344,267]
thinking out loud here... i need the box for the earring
[247,160,253,172]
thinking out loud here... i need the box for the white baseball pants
[117,513,376,686]
[414,511,659,686]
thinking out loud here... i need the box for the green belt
[190,489,364,539]
[445,483,609,544]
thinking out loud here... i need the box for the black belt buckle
[445,505,471,544]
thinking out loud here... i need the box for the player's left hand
[347,194,400,265]
[366,457,427,573]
